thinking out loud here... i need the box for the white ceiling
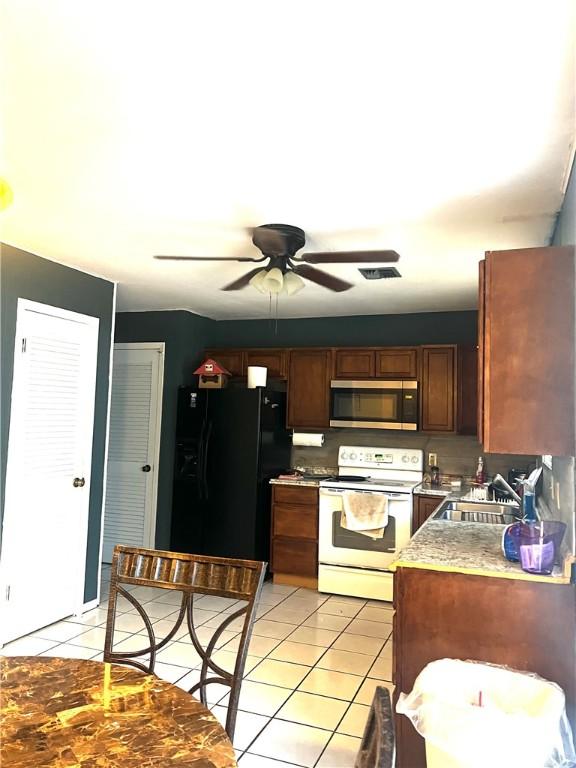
[1,1,574,319]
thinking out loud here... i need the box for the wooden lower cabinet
[270,484,319,586]
[394,567,576,767]
[412,494,442,534]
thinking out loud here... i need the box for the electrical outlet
[428,452,437,468]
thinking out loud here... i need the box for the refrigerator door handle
[203,421,213,501]
[197,420,207,500]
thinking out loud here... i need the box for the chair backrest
[354,686,396,768]
[103,545,266,740]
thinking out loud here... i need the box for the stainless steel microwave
[329,380,418,430]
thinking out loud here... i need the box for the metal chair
[103,545,266,740]
[355,686,396,768]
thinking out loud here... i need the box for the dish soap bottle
[475,457,485,484]
[520,481,538,522]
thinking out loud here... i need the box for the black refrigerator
[170,386,291,562]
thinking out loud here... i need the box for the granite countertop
[270,477,322,487]
[270,467,337,488]
[392,518,571,584]
[413,481,455,497]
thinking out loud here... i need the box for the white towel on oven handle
[341,491,388,539]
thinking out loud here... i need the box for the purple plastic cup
[512,522,567,575]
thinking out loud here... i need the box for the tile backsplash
[291,428,537,480]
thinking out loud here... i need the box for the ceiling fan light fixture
[283,270,305,296]
[249,269,270,293]
[262,267,284,294]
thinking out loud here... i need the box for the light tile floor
[1,566,394,768]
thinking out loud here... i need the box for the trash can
[396,659,576,768]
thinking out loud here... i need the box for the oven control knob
[411,456,419,464]
[350,452,357,461]
[341,451,348,460]
[402,455,410,463]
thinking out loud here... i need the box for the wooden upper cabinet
[481,246,575,455]
[204,349,245,377]
[376,348,418,378]
[420,345,456,432]
[477,260,485,443]
[334,349,375,378]
[245,349,287,379]
[287,349,332,428]
[457,345,478,435]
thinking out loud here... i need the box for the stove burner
[333,475,370,482]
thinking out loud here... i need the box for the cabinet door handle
[142,465,151,473]
[73,477,85,488]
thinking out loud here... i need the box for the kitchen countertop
[392,517,571,584]
[413,481,454,497]
[270,467,337,488]
[270,477,322,487]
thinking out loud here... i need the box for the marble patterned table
[0,656,236,767]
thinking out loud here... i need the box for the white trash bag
[396,659,576,768]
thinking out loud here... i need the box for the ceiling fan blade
[154,254,266,262]
[297,250,400,264]
[292,264,353,292]
[221,267,264,291]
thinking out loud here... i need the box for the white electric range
[318,445,423,601]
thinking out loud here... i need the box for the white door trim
[100,342,165,558]
[93,281,117,609]
[1,298,99,635]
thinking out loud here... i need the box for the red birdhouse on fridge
[193,358,231,389]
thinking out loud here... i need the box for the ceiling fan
[154,224,400,294]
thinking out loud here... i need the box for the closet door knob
[73,477,85,488]
[142,465,151,473]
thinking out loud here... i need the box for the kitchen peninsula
[392,513,576,767]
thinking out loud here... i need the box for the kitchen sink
[432,500,520,525]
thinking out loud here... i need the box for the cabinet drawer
[273,484,318,506]
[376,348,418,378]
[273,503,318,540]
[271,537,318,577]
[334,349,375,378]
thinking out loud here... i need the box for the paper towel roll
[247,366,267,388]
[292,432,325,447]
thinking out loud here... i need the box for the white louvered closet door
[102,345,164,562]
[1,301,99,644]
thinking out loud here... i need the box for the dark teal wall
[210,310,478,347]
[0,244,114,603]
[552,161,575,246]
[114,310,213,548]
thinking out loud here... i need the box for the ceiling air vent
[358,267,401,280]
